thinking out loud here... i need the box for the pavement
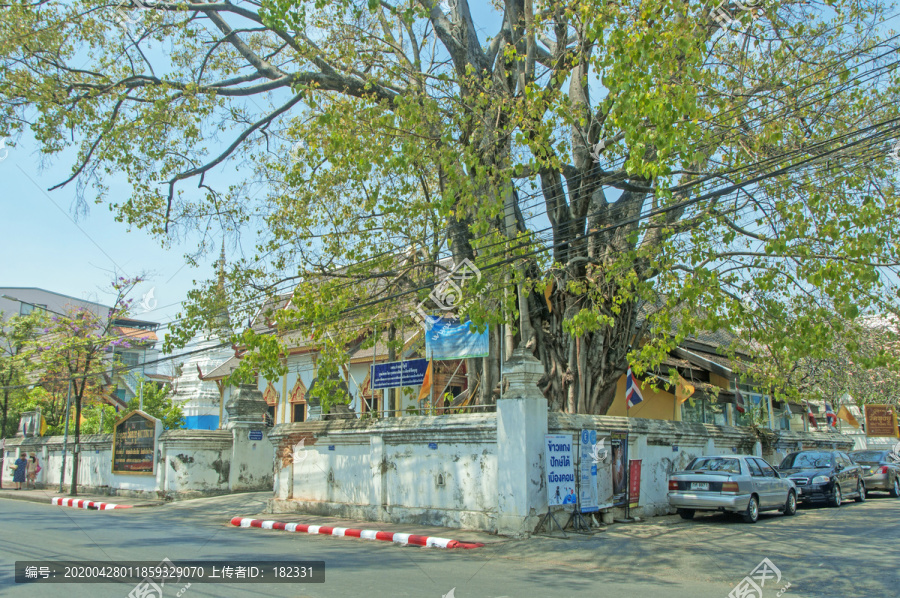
[2,490,899,597]
[0,485,164,508]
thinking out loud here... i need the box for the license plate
[796,487,802,494]
[690,482,710,491]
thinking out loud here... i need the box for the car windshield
[781,452,834,469]
[850,451,887,463]
[686,457,741,474]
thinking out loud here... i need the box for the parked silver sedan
[850,449,900,497]
[668,455,798,523]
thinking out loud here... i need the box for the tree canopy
[3,0,900,413]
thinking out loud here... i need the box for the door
[839,452,860,494]
[754,458,785,507]
[746,458,775,508]
[834,453,854,495]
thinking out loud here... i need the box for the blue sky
[0,134,220,330]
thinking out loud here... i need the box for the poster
[610,430,629,507]
[579,429,599,513]
[424,318,489,360]
[112,412,158,474]
[545,434,576,507]
[864,405,899,438]
[628,459,642,509]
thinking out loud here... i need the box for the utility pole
[59,381,72,494]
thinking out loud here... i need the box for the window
[681,398,727,425]
[19,303,45,315]
[292,403,306,423]
[116,351,140,367]
[687,457,742,474]
[754,458,777,477]
[747,459,764,477]
[781,452,833,469]
[265,406,275,427]
[851,451,888,463]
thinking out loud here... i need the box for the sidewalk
[236,508,505,546]
[0,485,164,508]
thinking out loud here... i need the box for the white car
[668,455,798,523]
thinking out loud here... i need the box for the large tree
[3,0,900,413]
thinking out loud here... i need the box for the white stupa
[170,244,235,429]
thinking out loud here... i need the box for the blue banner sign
[424,318,489,360]
[370,358,429,390]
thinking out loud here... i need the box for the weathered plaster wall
[2,434,112,491]
[2,427,270,499]
[157,429,233,498]
[550,414,854,518]
[269,413,498,530]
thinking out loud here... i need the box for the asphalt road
[2,491,899,598]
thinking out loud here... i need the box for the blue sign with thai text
[370,358,429,390]
[248,430,263,441]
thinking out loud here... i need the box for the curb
[230,517,485,549]
[52,497,133,510]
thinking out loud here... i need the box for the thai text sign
[865,405,899,438]
[546,434,576,506]
[112,412,158,474]
[370,359,429,390]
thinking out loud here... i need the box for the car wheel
[891,477,900,498]
[855,480,866,503]
[783,490,797,516]
[677,508,695,520]
[742,495,759,523]
[829,484,842,508]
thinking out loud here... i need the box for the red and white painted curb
[230,517,484,549]
[52,497,133,510]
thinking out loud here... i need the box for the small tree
[32,278,141,495]
[0,312,43,439]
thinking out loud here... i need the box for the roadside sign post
[535,434,574,537]
[59,382,72,493]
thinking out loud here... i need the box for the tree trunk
[70,395,82,496]
[387,324,396,416]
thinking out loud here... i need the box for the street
[2,492,899,598]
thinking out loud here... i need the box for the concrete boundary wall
[549,414,854,517]
[268,413,499,531]
[1,428,271,499]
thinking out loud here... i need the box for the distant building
[0,287,163,409]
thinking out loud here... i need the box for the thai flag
[825,403,838,427]
[806,401,818,429]
[626,367,644,409]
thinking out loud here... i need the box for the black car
[778,450,865,507]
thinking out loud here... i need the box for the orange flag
[417,360,433,402]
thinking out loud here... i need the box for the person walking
[11,454,27,490]
[26,453,39,489]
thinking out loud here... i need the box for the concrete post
[496,345,547,537]
[225,384,275,492]
[371,436,386,522]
